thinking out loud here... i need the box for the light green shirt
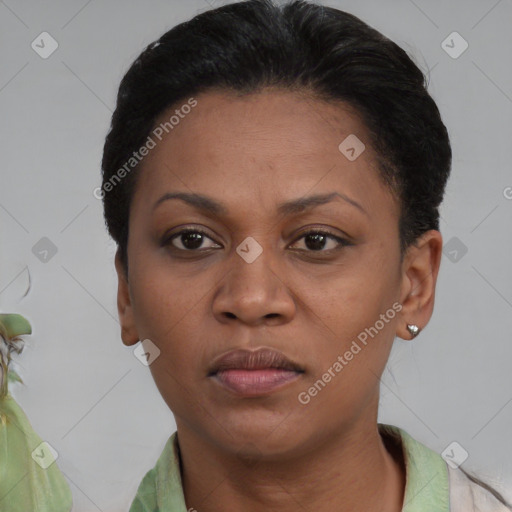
[128,423,492,511]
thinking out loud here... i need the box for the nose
[211,243,296,326]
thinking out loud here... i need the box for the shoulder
[129,432,186,511]
[378,423,512,512]
[448,466,512,512]
[128,466,158,512]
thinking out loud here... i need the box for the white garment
[449,466,512,511]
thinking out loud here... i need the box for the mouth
[208,347,304,396]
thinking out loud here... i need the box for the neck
[176,419,406,512]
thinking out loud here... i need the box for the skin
[115,89,443,512]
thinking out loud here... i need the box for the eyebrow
[152,191,367,217]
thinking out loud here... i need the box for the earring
[406,324,421,339]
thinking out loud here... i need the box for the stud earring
[406,324,421,339]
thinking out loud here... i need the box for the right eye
[163,228,222,252]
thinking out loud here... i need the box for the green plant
[0,313,73,511]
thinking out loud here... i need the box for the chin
[208,412,309,460]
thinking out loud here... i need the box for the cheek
[149,360,205,423]
[298,300,398,423]
[301,253,400,392]
[314,264,398,341]
[129,258,202,341]
[147,313,215,423]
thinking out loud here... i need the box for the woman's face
[116,89,422,458]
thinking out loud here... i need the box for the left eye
[290,230,348,252]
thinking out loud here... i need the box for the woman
[100,1,511,510]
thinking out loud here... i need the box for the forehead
[150,88,372,160]
[131,89,396,221]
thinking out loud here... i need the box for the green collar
[379,424,450,511]
[129,423,450,511]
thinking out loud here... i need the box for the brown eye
[290,230,350,253]
[165,229,221,251]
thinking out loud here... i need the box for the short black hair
[101,0,452,272]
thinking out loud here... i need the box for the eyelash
[163,227,351,254]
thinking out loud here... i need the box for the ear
[397,230,443,340]
[114,248,140,346]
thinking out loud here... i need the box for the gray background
[1,0,511,510]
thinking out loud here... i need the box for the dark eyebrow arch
[152,191,367,217]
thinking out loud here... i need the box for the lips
[208,348,304,396]
[209,348,303,374]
